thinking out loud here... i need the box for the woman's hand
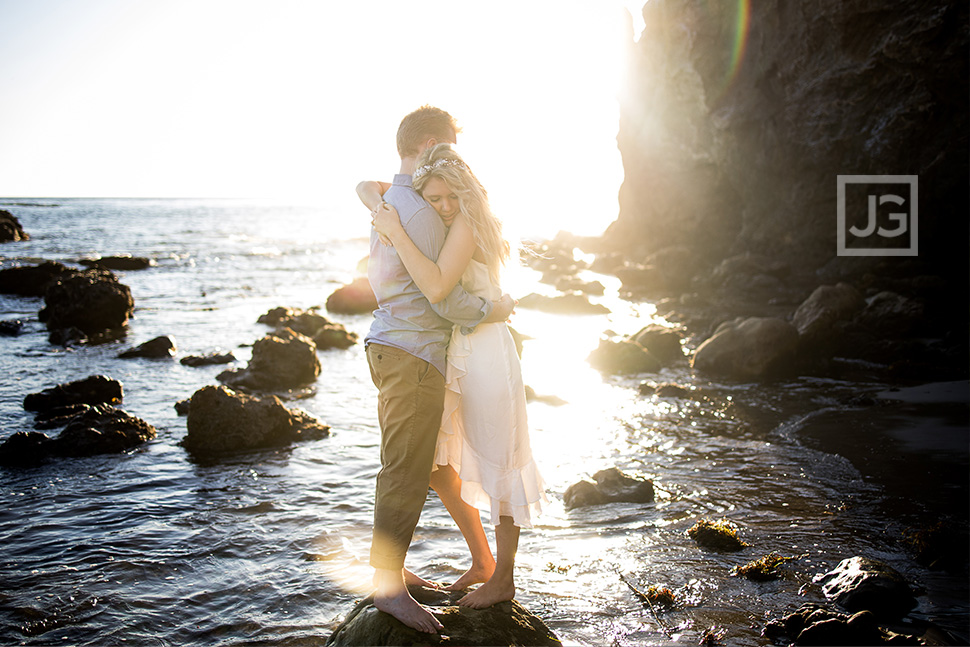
[372,202,405,245]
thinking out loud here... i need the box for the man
[362,105,513,633]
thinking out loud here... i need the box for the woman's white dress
[434,259,547,528]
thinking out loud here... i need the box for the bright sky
[0,0,644,237]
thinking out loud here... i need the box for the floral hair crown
[413,157,468,181]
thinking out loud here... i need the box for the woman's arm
[373,203,476,304]
[356,181,393,211]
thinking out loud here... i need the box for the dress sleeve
[404,206,492,333]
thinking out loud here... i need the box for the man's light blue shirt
[364,174,492,376]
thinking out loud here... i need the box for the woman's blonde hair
[413,144,509,283]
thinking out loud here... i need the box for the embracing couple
[358,105,547,634]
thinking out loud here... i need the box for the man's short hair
[396,106,460,158]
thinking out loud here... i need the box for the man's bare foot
[458,573,515,609]
[404,567,441,589]
[374,589,443,634]
[445,561,496,592]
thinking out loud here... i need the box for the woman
[357,144,546,608]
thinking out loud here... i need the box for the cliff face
[609,0,968,281]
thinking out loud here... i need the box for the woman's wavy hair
[413,144,509,283]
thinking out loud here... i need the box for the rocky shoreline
[1,200,967,642]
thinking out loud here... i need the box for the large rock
[23,375,123,412]
[39,268,134,339]
[691,316,799,379]
[326,586,561,647]
[218,328,321,391]
[326,277,378,315]
[609,0,968,289]
[0,210,29,242]
[792,282,865,351]
[815,556,918,619]
[181,385,330,457]
[0,404,156,467]
[0,261,71,297]
[563,467,655,509]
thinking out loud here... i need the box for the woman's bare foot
[445,560,496,592]
[458,573,515,609]
[404,567,441,589]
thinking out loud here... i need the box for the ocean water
[0,198,966,646]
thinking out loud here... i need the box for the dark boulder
[180,351,236,367]
[326,586,561,646]
[0,405,156,467]
[0,210,29,242]
[181,385,330,457]
[564,467,655,509]
[326,277,378,315]
[79,255,154,271]
[217,328,321,392]
[23,375,123,412]
[313,324,358,350]
[0,261,71,297]
[118,335,177,359]
[815,556,918,619]
[40,268,134,339]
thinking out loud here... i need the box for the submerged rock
[762,604,922,646]
[181,385,329,457]
[326,277,378,315]
[815,556,918,619]
[691,317,799,379]
[0,319,24,336]
[0,209,29,242]
[518,292,609,315]
[687,519,749,552]
[79,255,154,271]
[39,268,134,341]
[326,586,562,646]
[118,335,177,359]
[23,375,123,412]
[217,328,321,392]
[0,404,156,467]
[180,351,236,367]
[564,467,655,509]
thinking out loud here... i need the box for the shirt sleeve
[404,206,492,333]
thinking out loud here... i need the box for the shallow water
[0,199,966,646]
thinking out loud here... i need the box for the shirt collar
[392,174,413,187]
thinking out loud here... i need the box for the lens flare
[725,0,751,91]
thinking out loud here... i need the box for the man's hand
[484,293,515,323]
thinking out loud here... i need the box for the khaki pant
[366,343,445,571]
